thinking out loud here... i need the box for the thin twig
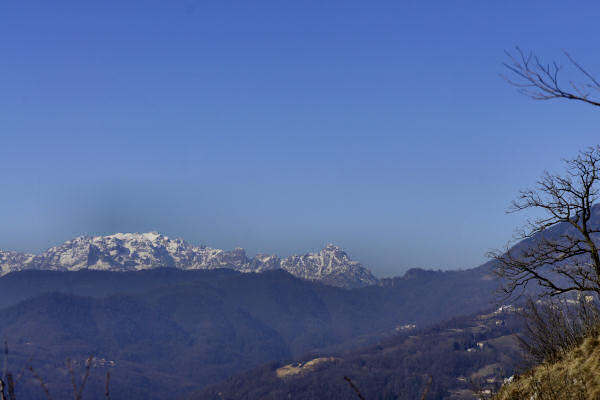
[344,376,366,400]
[28,365,53,400]
[67,359,78,400]
[75,356,94,400]
[14,358,32,384]
[420,375,433,400]
[2,342,7,382]
[105,371,111,400]
[6,373,15,400]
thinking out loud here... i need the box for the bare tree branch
[344,376,366,400]
[28,365,53,400]
[502,47,600,107]
[105,371,111,400]
[490,146,600,300]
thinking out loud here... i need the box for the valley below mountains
[0,231,532,399]
[194,306,524,400]
[0,263,499,399]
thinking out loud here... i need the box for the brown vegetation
[492,299,600,399]
[494,333,600,399]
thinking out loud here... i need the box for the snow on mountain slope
[0,250,35,275]
[281,244,379,288]
[0,233,378,288]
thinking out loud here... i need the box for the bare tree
[503,47,600,108]
[490,145,600,299]
[491,49,600,300]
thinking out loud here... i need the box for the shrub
[517,296,600,364]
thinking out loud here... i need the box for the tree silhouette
[491,49,600,299]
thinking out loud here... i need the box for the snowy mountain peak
[319,244,350,258]
[0,233,379,288]
[280,244,378,288]
[107,232,164,242]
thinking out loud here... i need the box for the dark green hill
[0,267,500,399]
[191,308,524,400]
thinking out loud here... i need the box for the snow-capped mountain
[281,243,379,288]
[0,233,378,288]
[0,250,35,275]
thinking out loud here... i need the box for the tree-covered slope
[0,267,501,399]
[191,308,524,400]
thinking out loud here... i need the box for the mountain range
[0,232,378,288]
[4,205,595,399]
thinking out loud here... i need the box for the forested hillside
[0,267,499,399]
[192,308,524,400]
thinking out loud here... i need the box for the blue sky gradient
[2,1,600,276]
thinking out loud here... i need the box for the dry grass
[275,357,339,379]
[492,299,600,399]
[494,334,600,399]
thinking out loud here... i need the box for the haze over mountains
[3,208,597,399]
[0,231,506,399]
[0,232,378,288]
[0,266,499,399]
[193,306,524,400]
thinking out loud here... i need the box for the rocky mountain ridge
[0,232,378,288]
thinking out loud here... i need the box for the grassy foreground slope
[495,334,600,399]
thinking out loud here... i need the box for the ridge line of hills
[0,266,501,399]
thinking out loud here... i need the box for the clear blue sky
[1,1,599,276]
